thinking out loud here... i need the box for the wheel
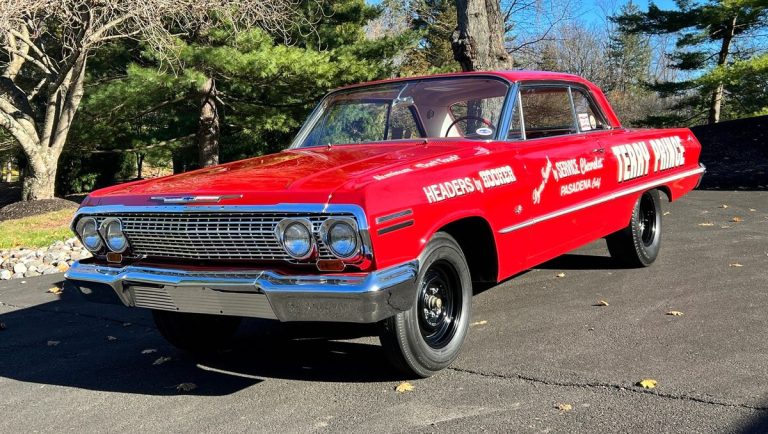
[379,232,472,377]
[152,310,241,353]
[606,189,662,267]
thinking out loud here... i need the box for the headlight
[321,218,360,259]
[76,217,103,252]
[99,217,129,253]
[276,219,314,260]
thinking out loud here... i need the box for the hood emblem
[150,195,243,204]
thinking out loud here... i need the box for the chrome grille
[84,212,349,261]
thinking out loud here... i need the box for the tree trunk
[3,161,11,183]
[707,16,737,124]
[197,76,220,167]
[451,0,512,72]
[22,152,58,201]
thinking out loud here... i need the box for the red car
[65,71,704,377]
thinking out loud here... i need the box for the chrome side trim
[65,259,419,323]
[499,165,706,234]
[375,209,413,224]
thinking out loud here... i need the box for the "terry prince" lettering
[611,135,685,183]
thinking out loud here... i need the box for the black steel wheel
[152,310,241,353]
[379,232,472,378]
[607,189,662,267]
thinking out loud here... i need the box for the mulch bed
[0,197,79,222]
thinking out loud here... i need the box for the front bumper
[64,260,419,323]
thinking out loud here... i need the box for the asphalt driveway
[1,190,767,433]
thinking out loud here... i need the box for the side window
[518,86,576,139]
[388,104,423,140]
[570,89,608,131]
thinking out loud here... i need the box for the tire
[379,232,472,378]
[152,310,242,353]
[606,189,662,267]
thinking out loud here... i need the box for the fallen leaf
[698,223,714,227]
[594,300,609,307]
[638,378,657,389]
[729,263,743,267]
[749,208,756,212]
[556,403,573,412]
[666,311,684,316]
[47,340,60,346]
[47,286,63,295]
[153,356,172,366]
[106,335,117,341]
[470,320,488,326]
[141,348,157,354]
[556,272,566,278]
[122,322,132,327]
[719,204,729,209]
[176,382,197,392]
[395,382,415,393]
[731,217,743,222]
[663,211,670,216]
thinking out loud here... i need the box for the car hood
[87,141,465,206]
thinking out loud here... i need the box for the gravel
[0,237,90,279]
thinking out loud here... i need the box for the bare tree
[452,0,512,71]
[0,0,310,201]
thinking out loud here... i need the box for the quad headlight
[276,219,315,260]
[99,217,129,253]
[75,217,103,252]
[321,218,360,259]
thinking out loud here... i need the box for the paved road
[1,190,767,433]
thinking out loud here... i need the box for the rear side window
[571,88,608,131]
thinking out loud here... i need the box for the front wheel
[379,232,472,378]
[152,310,241,353]
[606,189,662,267]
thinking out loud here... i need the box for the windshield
[292,77,510,148]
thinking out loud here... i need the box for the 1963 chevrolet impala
[65,71,704,377]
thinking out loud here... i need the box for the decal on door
[612,135,685,183]
[532,157,553,205]
[423,165,517,204]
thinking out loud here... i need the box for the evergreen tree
[614,0,768,124]
[607,1,652,93]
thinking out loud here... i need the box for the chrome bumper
[64,260,419,323]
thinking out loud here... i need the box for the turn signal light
[316,259,345,272]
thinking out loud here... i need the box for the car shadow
[736,399,768,433]
[534,252,624,271]
[0,282,402,397]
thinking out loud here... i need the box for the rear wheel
[606,189,662,267]
[379,232,472,378]
[152,310,241,353]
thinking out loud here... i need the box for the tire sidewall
[395,233,472,376]
[630,190,662,266]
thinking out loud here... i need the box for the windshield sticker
[476,127,494,136]
[612,135,684,183]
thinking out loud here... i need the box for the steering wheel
[445,116,496,137]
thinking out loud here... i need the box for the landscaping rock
[13,263,27,275]
[0,237,87,280]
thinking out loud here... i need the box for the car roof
[333,70,597,92]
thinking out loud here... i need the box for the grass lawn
[0,208,77,249]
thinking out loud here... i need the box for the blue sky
[366,0,681,25]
